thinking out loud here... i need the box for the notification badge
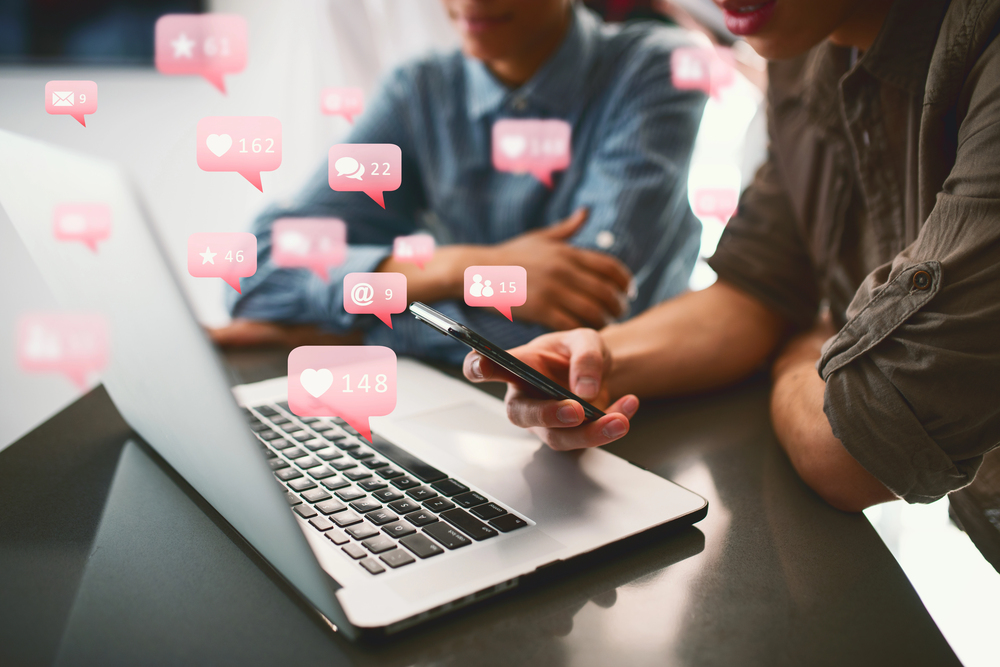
[670,46,735,99]
[328,143,401,209]
[17,312,108,390]
[154,14,247,93]
[343,272,406,329]
[53,203,111,252]
[392,233,435,269]
[45,80,98,127]
[321,87,364,123]
[197,116,282,191]
[464,265,526,321]
[288,345,397,442]
[492,119,571,188]
[187,232,257,293]
[272,218,346,281]
[692,187,739,223]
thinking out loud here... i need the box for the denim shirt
[232,5,705,364]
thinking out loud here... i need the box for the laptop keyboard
[243,401,530,576]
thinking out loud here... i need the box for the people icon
[469,273,494,298]
[396,241,413,257]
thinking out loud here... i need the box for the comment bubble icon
[693,187,739,222]
[53,203,111,252]
[45,80,98,127]
[321,87,364,123]
[272,218,346,281]
[154,14,247,93]
[343,272,406,329]
[328,144,401,209]
[492,119,571,188]
[17,312,108,390]
[464,265,527,321]
[671,47,735,99]
[197,116,281,191]
[187,232,257,293]
[288,345,397,442]
[392,233,435,269]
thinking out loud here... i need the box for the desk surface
[0,350,959,666]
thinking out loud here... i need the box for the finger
[538,208,589,240]
[569,248,633,291]
[463,351,520,385]
[606,394,640,419]
[562,329,607,400]
[505,392,586,430]
[536,412,631,451]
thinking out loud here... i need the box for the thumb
[538,208,589,240]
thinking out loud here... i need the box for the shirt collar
[465,3,598,119]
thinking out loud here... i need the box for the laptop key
[388,498,420,514]
[309,516,334,531]
[321,478,351,491]
[303,438,329,451]
[391,476,421,490]
[359,558,386,575]
[376,467,404,480]
[399,533,444,559]
[332,511,363,528]
[288,478,317,492]
[312,422,335,432]
[336,438,363,451]
[358,479,388,492]
[295,457,322,470]
[299,417,320,424]
[257,429,284,441]
[294,504,318,519]
[331,460,358,471]
[271,438,297,450]
[441,508,498,541]
[423,522,471,550]
[346,523,380,540]
[342,543,366,559]
[285,492,302,506]
[422,497,455,513]
[349,498,382,514]
[362,535,396,554]
[275,467,302,481]
[404,510,438,527]
[431,479,469,497]
[453,491,488,508]
[309,466,337,480]
[250,421,271,432]
[406,487,437,501]
[489,514,528,532]
[382,521,416,538]
[302,488,332,503]
[257,405,280,416]
[470,502,507,521]
[380,549,416,569]
[288,431,314,442]
[362,458,389,469]
[366,509,398,526]
[268,458,289,471]
[284,447,308,460]
[326,529,350,545]
[335,488,366,501]
[367,434,448,483]
[316,449,343,461]
[372,488,404,503]
[316,499,347,515]
[349,448,375,460]
[344,469,372,481]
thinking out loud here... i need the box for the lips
[458,14,512,34]
[719,0,777,36]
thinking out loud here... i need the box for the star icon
[200,246,217,264]
[171,32,196,59]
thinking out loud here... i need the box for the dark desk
[0,350,959,666]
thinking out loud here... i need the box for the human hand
[463,328,639,450]
[208,318,362,348]
[484,209,632,331]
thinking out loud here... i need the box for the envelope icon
[52,91,74,107]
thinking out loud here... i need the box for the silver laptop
[0,129,707,640]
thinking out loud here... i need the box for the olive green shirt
[708,0,1000,503]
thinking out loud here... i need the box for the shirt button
[596,231,615,249]
[912,270,931,290]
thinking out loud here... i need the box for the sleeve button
[912,270,931,290]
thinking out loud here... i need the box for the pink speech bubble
[272,218,346,281]
[670,46,736,100]
[492,119,571,188]
[45,80,98,127]
[464,265,527,321]
[288,345,397,443]
[321,87,364,123]
[53,203,111,252]
[392,233,435,270]
[154,14,247,94]
[328,144,401,209]
[17,312,108,390]
[693,187,739,222]
[343,272,406,329]
[187,232,257,293]
[197,116,282,191]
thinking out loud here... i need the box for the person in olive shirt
[463,0,1000,514]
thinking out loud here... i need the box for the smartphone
[409,301,606,421]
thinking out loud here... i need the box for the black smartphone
[409,301,606,421]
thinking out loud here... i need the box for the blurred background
[0,2,994,664]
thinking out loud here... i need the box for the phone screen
[408,302,606,420]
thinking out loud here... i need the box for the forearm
[600,280,788,399]
[376,244,493,304]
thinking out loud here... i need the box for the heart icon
[206,133,232,157]
[500,135,526,158]
[300,368,333,398]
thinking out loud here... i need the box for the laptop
[0,129,707,640]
